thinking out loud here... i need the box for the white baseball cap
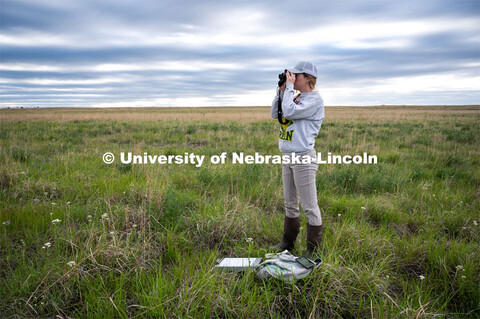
[287,61,318,78]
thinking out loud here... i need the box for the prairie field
[0,105,479,318]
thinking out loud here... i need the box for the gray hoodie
[271,82,324,154]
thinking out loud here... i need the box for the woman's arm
[281,82,319,119]
[271,87,285,119]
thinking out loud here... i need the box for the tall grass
[0,106,479,318]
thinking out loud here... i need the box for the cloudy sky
[1,0,479,107]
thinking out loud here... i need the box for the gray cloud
[1,0,479,107]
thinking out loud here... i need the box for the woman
[270,61,325,258]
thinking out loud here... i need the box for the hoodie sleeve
[281,82,320,119]
[270,88,283,119]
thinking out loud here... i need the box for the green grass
[1,107,479,318]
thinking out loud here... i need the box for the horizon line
[1,104,480,110]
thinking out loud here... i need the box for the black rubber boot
[272,216,300,252]
[305,224,323,258]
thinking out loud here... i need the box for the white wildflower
[456,265,464,271]
[67,261,75,267]
[51,202,56,205]
[338,214,342,217]
[361,207,366,210]
[67,201,70,205]
[421,182,431,190]
[246,237,253,243]
[42,242,51,249]
[461,276,466,279]
[110,231,115,235]
[132,224,137,228]
[419,275,425,280]
[51,219,61,224]
[2,220,10,225]
[101,213,108,219]
[474,221,478,226]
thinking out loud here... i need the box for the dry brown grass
[1,105,479,123]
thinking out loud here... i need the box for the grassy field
[1,105,479,318]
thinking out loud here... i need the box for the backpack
[255,250,322,283]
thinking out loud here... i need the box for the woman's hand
[286,71,296,84]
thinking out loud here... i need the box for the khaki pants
[282,150,322,226]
